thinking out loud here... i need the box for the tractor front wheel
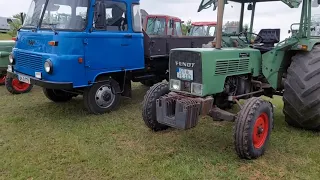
[283,45,320,131]
[43,88,74,102]
[0,74,5,85]
[234,97,273,159]
[142,82,170,131]
[5,76,33,94]
[83,78,121,114]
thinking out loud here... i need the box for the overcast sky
[0,0,305,40]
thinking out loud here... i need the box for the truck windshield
[23,0,89,31]
[146,17,166,35]
[189,26,207,36]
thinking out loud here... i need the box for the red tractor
[188,21,217,36]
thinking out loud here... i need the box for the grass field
[0,84,319,180]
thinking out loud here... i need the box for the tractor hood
[198,0,302,12]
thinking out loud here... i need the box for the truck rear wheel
[234,97,273,159]
[43,88,74,102]
[5,76,33,94]
[142,82,170,131]
[83,78,120,114]
[283,45,320,131]
[0,74,5,85]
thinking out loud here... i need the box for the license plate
[18,74,31,84]
[177,68,193,81]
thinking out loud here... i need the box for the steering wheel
[238,31,264,44]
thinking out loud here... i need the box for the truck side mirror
[288,30,291,34]
[247,3,253,10]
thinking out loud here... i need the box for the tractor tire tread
[142,82,169,131]
[234,97,273,159]
[283,44,320,131]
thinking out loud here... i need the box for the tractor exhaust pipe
[215,0,224,49]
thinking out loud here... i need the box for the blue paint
[11,0,144,88]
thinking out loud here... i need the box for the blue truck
[6,0,213,114]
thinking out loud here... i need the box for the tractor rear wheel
[234,97,273,159]
[142,82,170,131]
[283,45,320,131]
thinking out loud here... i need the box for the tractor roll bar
[215,0,225,49]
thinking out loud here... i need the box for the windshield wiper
[42,23,59,35]
[147,17,157,29]
[48,23,58,35]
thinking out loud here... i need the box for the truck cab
[188,21,217,36]
[7,0,214,114]
[143,15,183,36]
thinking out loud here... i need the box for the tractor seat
[253,29,280,53]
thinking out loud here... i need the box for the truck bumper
[7,71,73,90]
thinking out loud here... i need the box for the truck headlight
[170,79,181,91]
[191,83,203,96]
[44,59,53,73]
[9,53,14,64]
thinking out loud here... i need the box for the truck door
[84,1,144,80]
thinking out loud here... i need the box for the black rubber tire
[234,97,273,160]
[142,82,170,131]
[83,78,120,114]
[43,88,73,102]
[5,76,33,94]
[283,45,320,131]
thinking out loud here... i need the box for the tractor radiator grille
[169,50,202,84]
[16,51,43,72]
[215,59,249,75]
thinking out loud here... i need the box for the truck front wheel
[5,76,33,94]
[43,88,74,102]
[83,78,120,114]
[283,45,320,131]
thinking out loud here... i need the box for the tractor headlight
[191,83,203,96]
[9,53,14,64]
[44,59,53,73]
[170,79,181,91]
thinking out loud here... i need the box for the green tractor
[142,0,320,159]
[0,13,33,94]
[0,40,14,85]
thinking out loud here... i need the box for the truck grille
[16,51,43,72]
[169,50,202,88]
[215,59,249,75]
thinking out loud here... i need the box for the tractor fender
[291,39,320,51]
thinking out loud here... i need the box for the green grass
[0,33,13,40]
[0,84,319,180]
